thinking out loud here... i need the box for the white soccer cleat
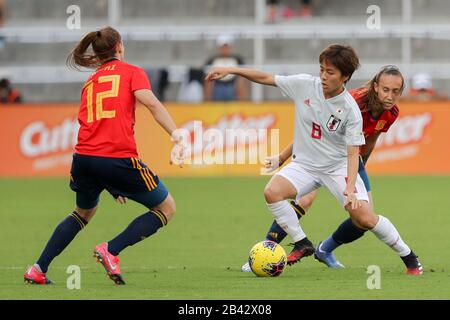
[241,262,252,272]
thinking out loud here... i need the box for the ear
[342,75,350,84]
[373,81,379,93]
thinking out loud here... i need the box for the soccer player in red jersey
[242,65,422,275]
[24,27,185,285]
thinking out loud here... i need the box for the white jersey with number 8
[275,74,365,173]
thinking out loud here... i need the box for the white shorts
[275,162,369,206]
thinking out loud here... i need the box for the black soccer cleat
[401,251,423,276]
[287,238,315,266]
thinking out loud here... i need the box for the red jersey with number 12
[75,59,151,158]
[349,87,399,138]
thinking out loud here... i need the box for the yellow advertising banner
[135,103,293,177]
[365,102,450,174]
[0,101,449,177]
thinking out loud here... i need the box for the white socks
[370,215,411,257]
[267,200,306,242]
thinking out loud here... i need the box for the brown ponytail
[365,65,405,111]
[67,26,122,70]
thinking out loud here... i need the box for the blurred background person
[204,34,248,102]
[177,68,205,103]
[0,0,6,50]
[0,0,5,27]
[267,0,313,23]
[0,78,22,104]
[407,73,438,101]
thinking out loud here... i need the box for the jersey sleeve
[345,108,366,146]
[274,73,315,101]
[131,67,152,92]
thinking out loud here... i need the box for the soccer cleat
[287,238,315,266]
[241,262,251,273]
[314,242,345,269]
[24,265,53,285]
[401,251,423,276]
[93,243,126,285]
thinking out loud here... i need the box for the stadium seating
[1,0,450,102]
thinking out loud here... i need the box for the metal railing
[1,0,449,101]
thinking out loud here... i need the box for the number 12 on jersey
[85,75,120,123]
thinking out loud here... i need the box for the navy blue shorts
[70,153,169,210]
[358,157,371,192]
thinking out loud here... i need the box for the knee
[75,207,97,222]
[352,214,378,230]
[160,199,176,222]
[264,185,282,203]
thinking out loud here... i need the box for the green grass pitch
[1,176,449,299]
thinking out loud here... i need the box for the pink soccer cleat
[93,243,125,285]
[24,265,53,285]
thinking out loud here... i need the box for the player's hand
[115,195,127,205]
[264,155,283,173]
[343,189,362,210]
[205,67,231,82]
[170,131,187,168]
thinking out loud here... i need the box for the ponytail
[66,31,98,70]
[67,26,122,70]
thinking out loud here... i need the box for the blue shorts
[358,157,371,192]
[213,81,237,101]
[70,153,169,210]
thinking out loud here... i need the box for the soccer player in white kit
[206,44,420,271]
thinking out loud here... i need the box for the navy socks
[107,210,167,256]
[321,218,367,252]
[36,211,88,273]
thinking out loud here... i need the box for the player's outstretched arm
[205,66,276,86]
[134,89,186,167]
[134,89,177,136]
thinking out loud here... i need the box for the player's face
[320,60,348,98]
[374,74,403,110]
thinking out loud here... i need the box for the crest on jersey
[375,120,386,131]
[304,99,311,106]
[327,115,341,131]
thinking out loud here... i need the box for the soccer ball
[248,240,287,277]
